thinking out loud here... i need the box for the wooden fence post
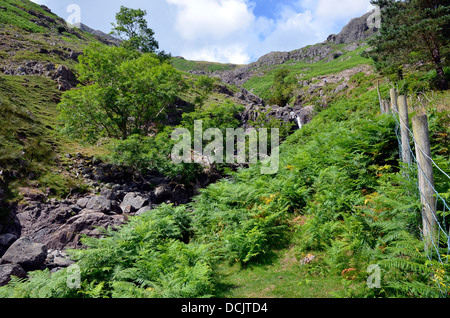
[412,114,438,252]
[377,81,384,114]
[397,95,412,165]
[383,100,390,114]
[390,88,398,113]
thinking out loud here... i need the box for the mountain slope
[0,1,127,229]
[1,2,449,300]
[172,9,378,130]
[174,9,378,89]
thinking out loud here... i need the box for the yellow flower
[261,193,279,205]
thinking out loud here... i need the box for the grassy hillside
[243,44,373,101]
[0,75,64,196]
[0,0,64,33]
[171,57,239,73]
[2,55,449,298]
[0,1,119,208]
[0,0,449,300]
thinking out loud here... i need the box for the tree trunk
[427,34,448,90]
[434,64,448,91]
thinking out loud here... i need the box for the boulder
[136,205,153,216]
[0,264,27,287]
[76,197,89,209]
[85,196,121,214]
[1,237,47,271]
[153,185,172,204]
[0,233,17,249]
[100,188,117,201]
[120,192,148,213]
[0,233,18,257]
[45,249,75,268]
[43,210,125,250]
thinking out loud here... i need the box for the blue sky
[31,0,374,64]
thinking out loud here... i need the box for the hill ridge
[176,9,378,89]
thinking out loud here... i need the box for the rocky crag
[0,151,223,285]
[186,9,379,130]
[209,9,378,88]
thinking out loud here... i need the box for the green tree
[58,44,185,142]
[269,68,293,106]
[194,75,216,107]
[111,6,170,60]
[368,0,450,90]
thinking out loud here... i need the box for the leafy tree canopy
[111,6,170,60]
[58,44,186,143]
[368,0,450,90]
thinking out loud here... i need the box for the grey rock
[100,188,117,200]
[154,185,172,204]
[0,233,17,248]
[73,22,122,46]
[53,256,75,267]
[70,204,82,214]
[46,249,74,268]
[43,210,125,250]
[1,237,47,271]
[334,83,348,94]
[76,197,89,209]
[85,196,121,214]
[136,205,153,216]
[327,10,378,45]
[120,204,133,214]
[0,264,27,286]
[121,192,148,212]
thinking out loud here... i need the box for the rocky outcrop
[0,151,220,285]
[241,104,315,130]
[0,181,198,283]
[326,10,379,45]
[43,210,125,250]
[0,237,47,271]
[12,182,193,251]
[239,64,373,130]
[73,22,122,47]
[0,263,27,287]
[1,61,78,91]
[209,10,378,89]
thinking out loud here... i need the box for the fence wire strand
[390,106,450,297]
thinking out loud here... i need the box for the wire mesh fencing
[387,93,450,296]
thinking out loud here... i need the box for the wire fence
[389,101,450,297]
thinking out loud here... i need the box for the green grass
[0,0,61,33]
[216,246,346,298]
[0,75,89,201]
[172,57,239,73]
[243,45,373,101]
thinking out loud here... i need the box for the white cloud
[165,0,257,64]
[255,7,318,54]
[30,0,375,64]
[299,0,374,36]
[183,44,251,65]
[166,0,254,40]
[315,0,373,21]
